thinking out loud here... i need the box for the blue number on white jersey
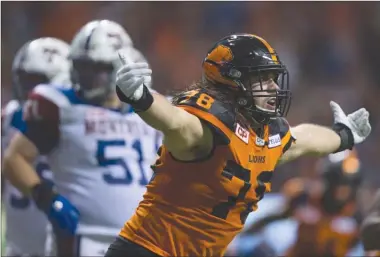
[96,139,150,185]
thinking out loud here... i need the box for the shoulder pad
[176,90,236,132]
[268,117,290,138]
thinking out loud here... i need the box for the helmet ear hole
[237,97,248,107]
[228,68,242,79]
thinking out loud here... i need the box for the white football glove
[116,50,152,101]
[330,101,371,144]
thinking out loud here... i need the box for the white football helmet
[69,20,134,104]
[12,37,71,101]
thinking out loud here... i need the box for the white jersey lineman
[2,100,52,256]
[18,84,162,256]
[3,36,71,256]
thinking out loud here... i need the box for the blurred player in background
[1,37,71,256]
[3,19,162,256]
[361,189,380,256]
[241,150,362,257]
[108,34,371,256]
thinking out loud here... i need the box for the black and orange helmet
[202,34,291,124]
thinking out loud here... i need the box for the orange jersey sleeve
[120,91,295,256]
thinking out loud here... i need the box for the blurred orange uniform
[286,214,358,257]
[285,153,361,257]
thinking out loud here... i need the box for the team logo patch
[255,137,265,146]
[235,123,249,144]
[268,134,281,148]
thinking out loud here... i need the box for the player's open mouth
[265,98,276,110]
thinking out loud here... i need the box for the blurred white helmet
[70,19,133,63]
[69,19,134,104]
[12,37,71,101]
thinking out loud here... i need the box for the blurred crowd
[2,1,379,202]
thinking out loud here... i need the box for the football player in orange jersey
[361,190,380,257]
[107,34,372,257]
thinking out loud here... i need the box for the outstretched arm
[279,102,371,165]
[278,124,341,164]
[139,92,213,158]
[115,52,213,160]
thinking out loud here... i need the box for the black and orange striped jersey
[120,90,296,256]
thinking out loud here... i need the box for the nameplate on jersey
[235,123,249,144]
[255,136,265,146]
[268,134,281,148]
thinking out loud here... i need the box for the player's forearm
[138,93,186,133]
[138,93,209,155]
[297,123,341,155]
[2,133,41,195]
[279,124,341,165]
[3,151,41,195]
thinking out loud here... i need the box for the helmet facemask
[233,66,291,125]
[13,69,50,102]
[71,59,115,105]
